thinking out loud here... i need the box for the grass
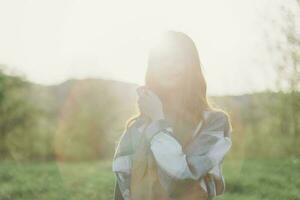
[217,157,300,200]
[0,158,299,200]
[0,160,114,200]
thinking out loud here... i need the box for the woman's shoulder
[126,115,149,130]
[123,115,151,139]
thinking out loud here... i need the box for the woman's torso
[130,116,208,200]
[130,152,208,200]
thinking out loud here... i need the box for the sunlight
[1,1,300,200]
[0,0,280,95]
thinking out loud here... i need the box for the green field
[0,158,299,200]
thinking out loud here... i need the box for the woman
[112,31,233,200]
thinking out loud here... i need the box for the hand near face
[137,86,165,121]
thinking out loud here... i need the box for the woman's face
[149,49,186,90]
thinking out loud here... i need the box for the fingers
[137,96,147,107]
[136,87,144,96]
[145,89,155,97]
[137,94,145,103]
[137,93,150,107]
[138,86,158,98]
[137,98,147,115]
[137,86,149,96]
[137,86,159,106]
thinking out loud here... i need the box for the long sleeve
[113,157,132,200]
[114,172,131,200]
[112,125,134,200]
[112,116,151,200]
[150,130,232,180]
[143,112,232,197]
[150,129,195,179]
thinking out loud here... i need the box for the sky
[0,0,288,95]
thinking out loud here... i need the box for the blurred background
[0,0,299,199]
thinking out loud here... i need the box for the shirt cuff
[144,119,172,142]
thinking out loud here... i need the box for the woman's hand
[137,86,165,121]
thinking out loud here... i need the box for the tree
[265,0,300,154]
[0,65,42,160]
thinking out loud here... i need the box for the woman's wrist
[144,118,171,143]
[151,112,165,121]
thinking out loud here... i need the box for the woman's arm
[114,172,131,200]
[142,113,232,198]
[150,129,231,180]
[112,125,135,200]
[112,155,132,200]
[150,129,195,179]
[144,112,232,181]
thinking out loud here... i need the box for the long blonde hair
[128,31,230,199]
[126,31,215,144]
